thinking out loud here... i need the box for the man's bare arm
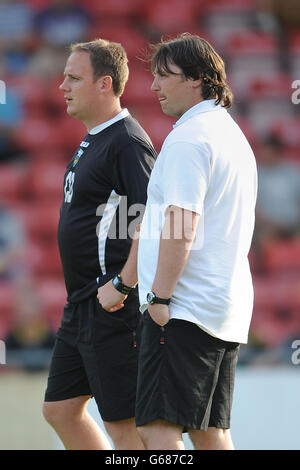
[148,205,199,326]
[97,225,140,311]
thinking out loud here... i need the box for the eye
[158,71,169,78]
[66,74,79,81]
[153,70,168,78]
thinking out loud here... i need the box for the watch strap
[153,297,171,305]
[112,274,133,295]
[147,291,171,305]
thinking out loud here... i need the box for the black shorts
[135,311,240,431]
[44,290,141,422]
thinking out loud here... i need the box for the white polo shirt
[137,99,257,343]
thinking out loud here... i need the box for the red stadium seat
[288,278,300,309]
[57,115,86,155]
[226,31,279,58]
[226,32,281,99]
[202,0,254,13]
[88,24,149,60]
[248,73,292,100]
[245,73,293,137]
[253,276,291,310]
[15,201,60,244]
[36,278,66,331]
[122,67,156,106]
[250,306,299,347]
[0,283,16,338]
[28,148,68,165]
[240,65,295,139]
[131,105,175,152]
[287,31,300,54]
[44,242,62,277]
[232,116,256,147]
[271,117,300,149]
[15,115,64,153]
[0,164,27,202]
[141,0,199,34]
[251,275,300,346]
[287,33,300,79]
[281,147,300,164]
[25,161,65,202]
[8,75,47,115]
[25,0,49,10]
[247,96,295,138]
[24,240,63,279]
[85,0,141,19]
[20,242,44,275]
[261,239,300,274]
[45,78,68,117]
[203,0,254,50]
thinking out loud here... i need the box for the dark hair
[150,33,233,108]
[70,39,129,97]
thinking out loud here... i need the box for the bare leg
[137,419,185,450]
[43,395,111,450]
[104,418,145,450]
[188,427,235,450]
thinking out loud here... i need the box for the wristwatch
[112,274,133,295]
[146,291,171,306]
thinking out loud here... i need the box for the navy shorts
[44,290,141,422]
[136,311,240,431]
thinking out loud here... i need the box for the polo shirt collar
[89,108,130,135]
[173,99,222,128]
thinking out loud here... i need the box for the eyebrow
[153,62,170,76]
[153,56,183,77]
[153,68,183,78]
[63,71,81,78]
[152,69,168,77]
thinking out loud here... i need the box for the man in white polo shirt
[134,34,257,450]
[98,33,257,450]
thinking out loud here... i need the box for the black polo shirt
[57,112,156,303]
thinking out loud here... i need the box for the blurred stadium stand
[0,0,300,368]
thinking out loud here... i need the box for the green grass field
[0,368,57,450]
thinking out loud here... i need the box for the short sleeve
[162,141,211,214]
[113,141,156,207]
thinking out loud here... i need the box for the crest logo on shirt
[72,148,84,167]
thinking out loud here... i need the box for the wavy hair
[150,33,233,109]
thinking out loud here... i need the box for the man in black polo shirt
[42,39,156,450]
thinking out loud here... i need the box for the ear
[98,75,113,93]
[190,77,202,89]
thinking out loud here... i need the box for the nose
[59,77,68,92]
[151,76,160,92]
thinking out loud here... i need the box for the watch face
[147,292,155,304]
[112,275,119,288]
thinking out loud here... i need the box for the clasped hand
[97,279,170,326]
[97,280,127,312]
